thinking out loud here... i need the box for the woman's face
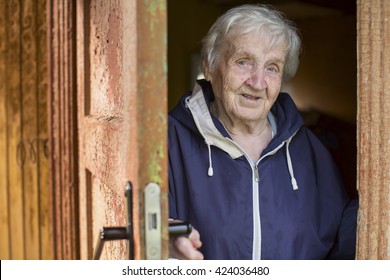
[206,30,287,124]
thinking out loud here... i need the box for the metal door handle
[93,182,134,260]
[93,182,193,260]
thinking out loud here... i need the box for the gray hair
[201,4,302,81]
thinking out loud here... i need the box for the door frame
[355,0,390,259]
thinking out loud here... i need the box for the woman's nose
[245,67,267,90]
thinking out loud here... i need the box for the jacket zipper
[254,164,260,182]
[252,164,261,260]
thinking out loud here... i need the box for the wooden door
[75,0,167,260]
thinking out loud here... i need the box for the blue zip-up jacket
[168,79,357,260]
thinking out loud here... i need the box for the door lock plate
[144,182,161,259]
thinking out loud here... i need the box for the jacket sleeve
[168,155,178,220]
[326,198,358,259]
[168,117,178,220]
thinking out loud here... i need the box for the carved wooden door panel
[76,0,167,260]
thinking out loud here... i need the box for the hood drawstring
[285,137,299,191]
[205,139,214,176]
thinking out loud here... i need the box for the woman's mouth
[242,94,260,100]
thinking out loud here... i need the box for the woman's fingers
[169,228,204,260]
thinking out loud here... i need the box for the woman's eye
[237,60,247,66]
[235,59,252,70]
[266,65,278,73]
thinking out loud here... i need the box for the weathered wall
[0,0,51,259]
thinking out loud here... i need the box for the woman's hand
[169,226,204,260]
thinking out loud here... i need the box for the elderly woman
[168,4,357,260]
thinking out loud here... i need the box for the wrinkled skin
[206,30,287,135]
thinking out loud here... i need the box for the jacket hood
[169,80,216,137]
